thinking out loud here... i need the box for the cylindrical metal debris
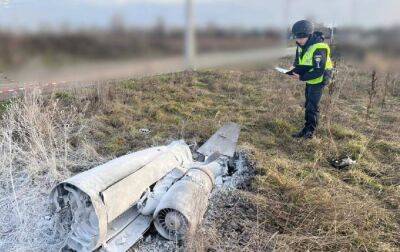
[51,141,192,251]
[153,159,227,240]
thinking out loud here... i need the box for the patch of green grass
[371,140,400,155]
[54,91,75,103]
[193,82,209,89]
[330,124,360,140]
[105,136,127,155]
[265,118,295,135]
[0,99,13,114]
[344,139,366,159]
[346,169,384,191]
[120,79,137,90]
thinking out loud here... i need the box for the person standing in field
[287,20,334,139]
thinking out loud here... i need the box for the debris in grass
[139,128,151,135]
[330,156,357,170]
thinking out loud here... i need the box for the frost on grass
[0,91,104,251]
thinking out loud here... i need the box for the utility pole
[282,0,291,47]
[351,0,357,27]
[329,24,335,46]
[185,0,196,70]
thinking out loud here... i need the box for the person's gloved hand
[286,68,295,76]
[289,73,300,80]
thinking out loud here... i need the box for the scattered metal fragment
[330,156,357,169]
[197,122,240,158]
[139,128,151,135]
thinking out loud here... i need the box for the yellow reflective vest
[297,42,334,84]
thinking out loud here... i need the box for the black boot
[303,131,314,139]
[292,129,306,138]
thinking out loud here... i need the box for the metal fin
[197,122,240,158]
[101,212,152,252]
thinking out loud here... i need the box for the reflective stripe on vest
[298,43,333,84]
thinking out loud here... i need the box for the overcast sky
[0,0,399,31]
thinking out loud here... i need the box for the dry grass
[0,91,105,251]
[0,58,399,251]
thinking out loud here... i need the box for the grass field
[0,58,399,251]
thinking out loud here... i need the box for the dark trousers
[304,83,326,133]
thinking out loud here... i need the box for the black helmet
[292,20,314,39]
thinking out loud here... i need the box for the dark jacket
[289,32,332,83]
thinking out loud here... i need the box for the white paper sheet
[274,67,290,74]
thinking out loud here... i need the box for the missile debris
[154,157,229,240]
[197,122,240,158]
[51,141,192,251]
[51,123,241,251]
[137,168,186,216]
